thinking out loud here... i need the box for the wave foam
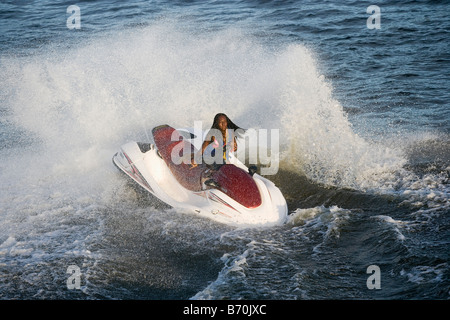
[1,21,445,208]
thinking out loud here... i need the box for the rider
[192,113,243,166]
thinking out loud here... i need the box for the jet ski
[112,124,288,227]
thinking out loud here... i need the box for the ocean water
[0,0,448,300]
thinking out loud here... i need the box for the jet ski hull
[112,125,288,227]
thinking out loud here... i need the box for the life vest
[203,129,235,164]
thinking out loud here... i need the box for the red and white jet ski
[112,125,287,227]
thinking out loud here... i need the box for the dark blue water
[0,0,448,300]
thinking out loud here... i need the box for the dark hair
[210,113,245,137]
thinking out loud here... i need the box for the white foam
[401,263,448,284]
[1,22,406,193]
[1,21,446,231]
